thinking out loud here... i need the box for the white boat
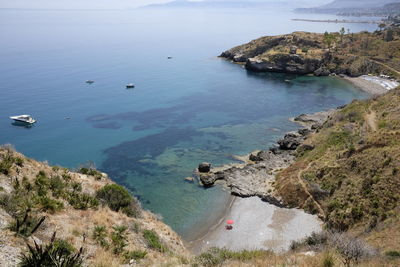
[10,115,36,124]
[126,83,135,89]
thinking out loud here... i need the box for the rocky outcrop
[198,162,211,173]
[246,55,323,74]
[198,109,335,206]
[220,31,394,77]
[278,132,302,150]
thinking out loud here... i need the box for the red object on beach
[227,220,234,225]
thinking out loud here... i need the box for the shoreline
[186,109,334,253]
[341,75,397,95]
[183,68,399,253]
[185,73,397,254]
[188,196,322,254]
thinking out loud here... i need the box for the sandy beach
[342,75,399,95]
[188,196,322,254]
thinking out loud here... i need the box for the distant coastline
[292,18,382,24]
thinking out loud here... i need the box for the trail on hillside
[370,59,400,77]
[365,109,377,131]
[297,162,326,219]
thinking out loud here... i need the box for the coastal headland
[189,27,400,259]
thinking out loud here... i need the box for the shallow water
[0,8,373,238]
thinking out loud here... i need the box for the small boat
[10,115,36,124]
[86,80,95,84]
[126,83,135,89]
[167,56,172,59]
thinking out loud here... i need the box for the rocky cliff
[221,30,400,78]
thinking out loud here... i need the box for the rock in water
[198,162,211,173]
[277,133,302,150]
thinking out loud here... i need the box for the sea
[0,7,376,240]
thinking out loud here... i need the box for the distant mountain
[296,0,400,15]
[320,0,399,9]
[142,0,329,9]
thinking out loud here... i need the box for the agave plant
[19,232,84,267]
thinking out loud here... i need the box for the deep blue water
[0,8,373,239]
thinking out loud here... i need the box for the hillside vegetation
[0,147,188,266]
[276,87,400,256]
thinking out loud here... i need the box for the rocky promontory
[197,108,336,208]
[220,31,400,78]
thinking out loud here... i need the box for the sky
[0,0,331,9]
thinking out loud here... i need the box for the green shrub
[322,252,335,267]
[68,193,99,210]
[38,196,64,213]
[123,250,147,263]
[194,247,226,267]
[92,225,109,248]
[142,229,166,252]
[49,176,66,198]
[34,171,50,196]
[19,232,83,267]
[8,210,46,237]
[385,250,400,258]
[96,184,141,217]
[194,248,266,267]
[70,182,82,193]
[111,225,128,255]
[78,167,103,180]
[0,149,16,175]
[14,157,24,167]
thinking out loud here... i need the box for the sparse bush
[38,196,64,213]
[385,250,400,258]
[78,167,103,180]
[8,210,45,237]
[330,233,374,266]
[194,247,227,267]
[49,176,66,198]
[142,229,166,252]
[290,231,328,250]
[322,251,335,267]
[14,157,24,167]
[92,225,109,248]
[96,184,141,217]
[68,193,99,210]
[19,232,83,267]
[35,171,50,196]
[194,247,267,266]
[123,250,147,263]
[111,225,128,255]
[0,148,16,175]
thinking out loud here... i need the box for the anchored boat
[10,115,37,124]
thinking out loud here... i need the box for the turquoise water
[0,8,372,239]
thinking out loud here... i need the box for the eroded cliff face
[221,31,400,78]
[0,148,189,266]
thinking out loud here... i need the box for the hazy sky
[0,0,331,9]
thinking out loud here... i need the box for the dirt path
[365,110,377,131]
[297,162,326,219]
[370,59,400,77]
